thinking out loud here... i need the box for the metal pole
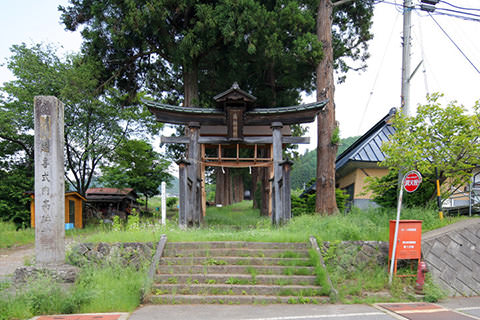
[161,181,166,225]
[435,168,443,220]
[389,175,405,285]
[401,0,413,116]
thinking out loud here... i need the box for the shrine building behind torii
[145,83,327,227]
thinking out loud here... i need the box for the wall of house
[64,195,83,228]
[31,195,83,228]
[354,168,389,199]
[337,168,389,200]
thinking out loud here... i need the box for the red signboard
[404,171,422,193]
[389,220,422,276]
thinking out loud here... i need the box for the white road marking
[241,312,386,320]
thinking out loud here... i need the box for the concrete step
[154,273,318,286]
[158,264,315,276]
[153,283,326,296]
[163,248,310,258]
[160,256,313,266]
[147,293,329,305]
[165,242,309,250]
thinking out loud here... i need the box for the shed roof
[26,191,86,201]
[86,188,134,196]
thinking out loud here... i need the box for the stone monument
[34,96,65,265]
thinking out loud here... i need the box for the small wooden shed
[29,191,86,229]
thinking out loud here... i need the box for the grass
[0,257,147,320]
[80,201,468,244]
[1,201,468,249]
[0,222,34,249]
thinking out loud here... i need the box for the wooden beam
[203,161,272,168]
[161,136,190,144]
[162,135,310,145]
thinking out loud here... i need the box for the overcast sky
[1,0,479,154]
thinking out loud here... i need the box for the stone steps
[153,283,324,296]
[165,241,309,250]
[160,256,313,266]
[147,241,327,304]
[149,294,328,304]
[154,273,318,285]
[163,248,310,258]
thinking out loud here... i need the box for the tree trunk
[183,60,199,107]
[316,0,338,215]
[145,196,149,212]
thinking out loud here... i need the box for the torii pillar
[187,121,202,227]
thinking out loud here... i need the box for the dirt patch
[0,244,35,278]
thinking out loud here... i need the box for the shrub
[166,197,178,209]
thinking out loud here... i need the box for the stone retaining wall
[322,241,389,272]
[68,242,154,269]
[422,218,480,296]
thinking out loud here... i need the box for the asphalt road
[128,297,480,320]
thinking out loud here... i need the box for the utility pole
[400,0,413,116]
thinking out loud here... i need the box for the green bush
[366,170,436,208]
[291,189,348,216]
[166,197,178,209]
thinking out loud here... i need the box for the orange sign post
[388,170,423,285]
[388,220,422,276]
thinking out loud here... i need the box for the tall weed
[0,221,34,249]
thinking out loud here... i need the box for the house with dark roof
[335,108,397,209]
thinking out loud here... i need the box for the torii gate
[145,83,327,227]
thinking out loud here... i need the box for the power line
[440,0,480,12]
[428,13,480,74]
[357,11,400,134]
[435,7,480,19]
[376,0,480,22]
[432,11,480,23]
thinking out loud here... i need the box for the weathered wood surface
[162,136,309,145]
[272,122,283,225]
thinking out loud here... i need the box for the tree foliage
[0,43,162,202]
[59,0,373,107]
[98,139,172,209]
[365,169,436,208]
[377,94,480,202]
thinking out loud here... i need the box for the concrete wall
[422,218,480,296]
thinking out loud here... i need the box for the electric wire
[435,7,480,18]
[432,11,480,23]
[415,12,430,95]
[375,0,480,22]
[356,10,400,135]
[428,13,480,74]
[440,0,480,12]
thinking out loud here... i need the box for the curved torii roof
[144,83,328,126]
[144,100,328,126]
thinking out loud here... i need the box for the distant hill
[290,136,359,190]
